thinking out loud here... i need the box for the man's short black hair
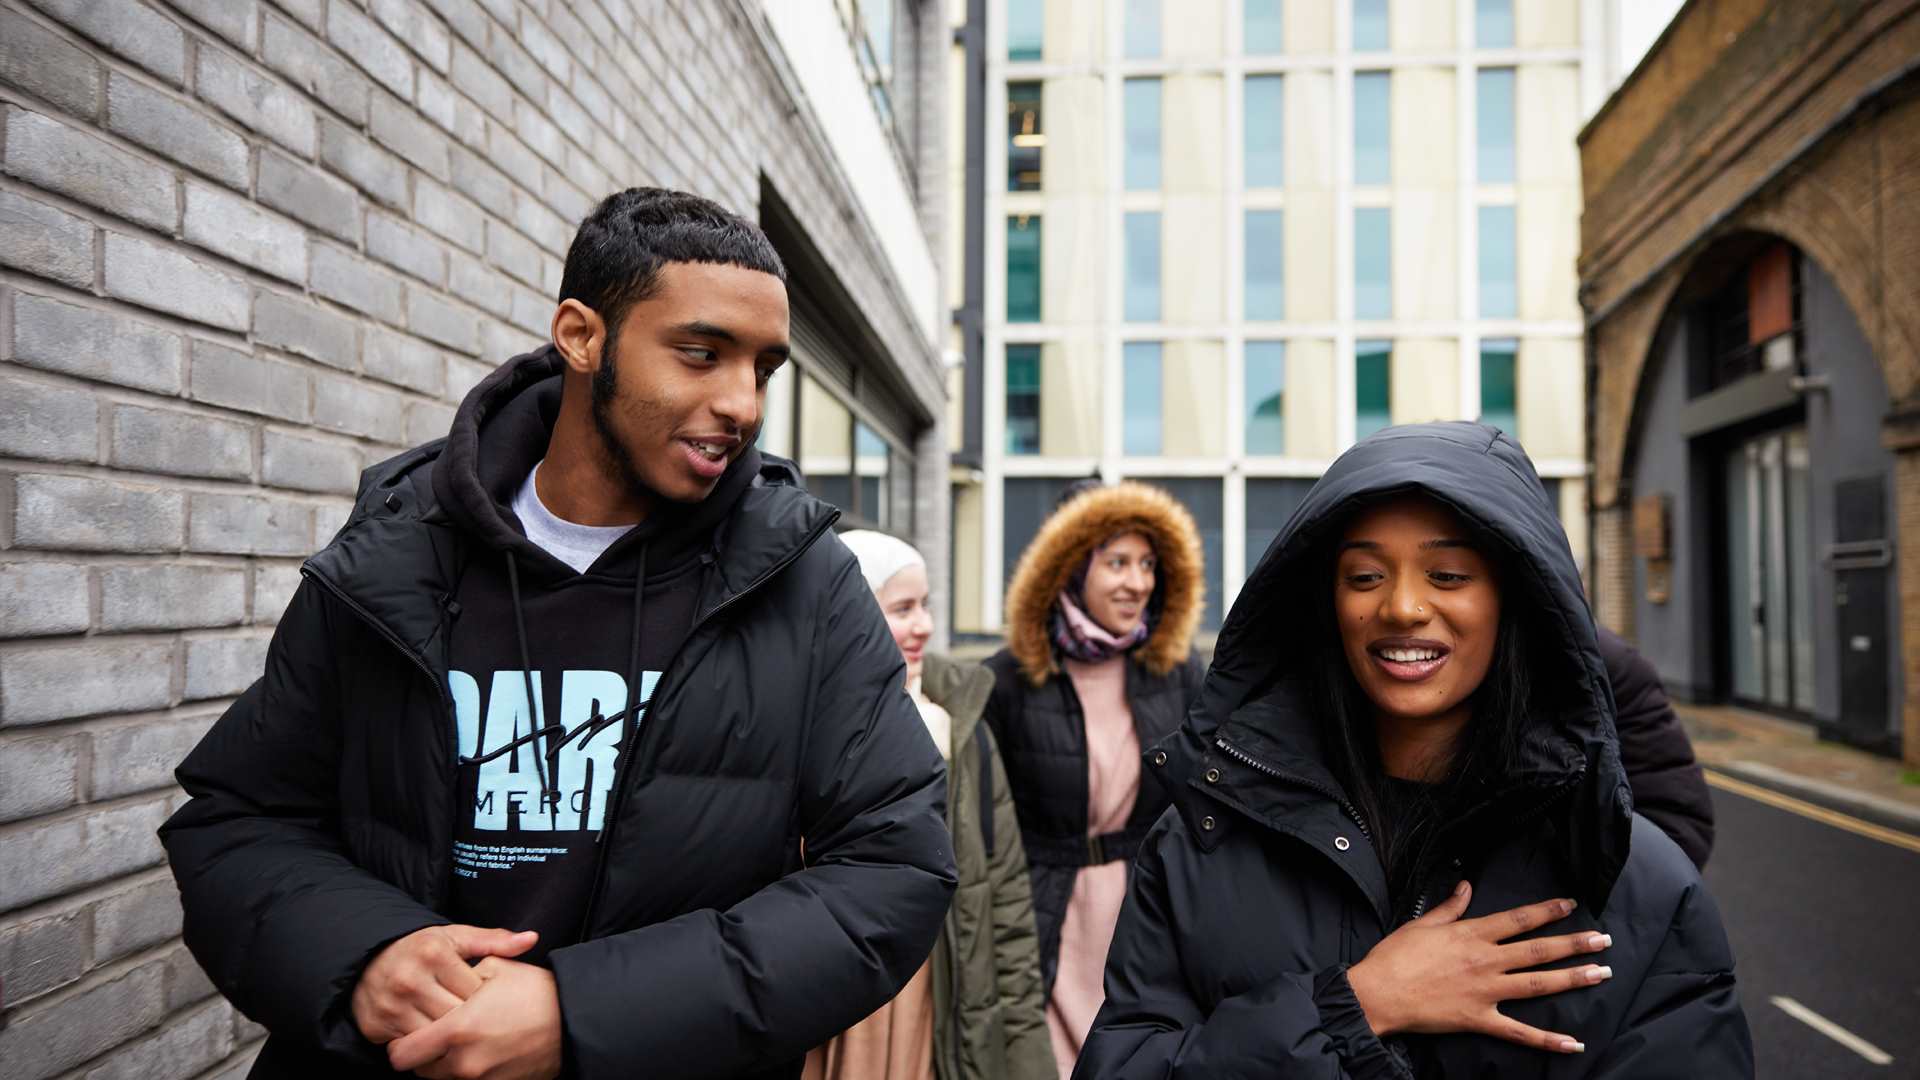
[558,187,787,338]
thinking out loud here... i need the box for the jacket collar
[921,653,994,754]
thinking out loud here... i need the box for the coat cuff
[1312,965,1415,1080]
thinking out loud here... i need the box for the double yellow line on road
[1704,769,1920,855]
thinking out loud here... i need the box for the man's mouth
[679,437,736,479]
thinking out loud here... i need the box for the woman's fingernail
[1560,1039,1586,1053]
[1588,933,1612,950]
[1588,966,1613,984]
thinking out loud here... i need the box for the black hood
[1186,421,1632,911]
[431,346,761,579]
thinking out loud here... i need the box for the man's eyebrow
[670,320,737,342]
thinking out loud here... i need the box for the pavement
[1675,703,1920,836]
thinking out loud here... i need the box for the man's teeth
[688,441,725,461]
[1380,648,1442,663]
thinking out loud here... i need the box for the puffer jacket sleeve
[159,580,449,1067]
[1587,877,1753,1077]
[982,727,1057,1080]
[547,548,958,1078]
[1599,627,1715,868]
[1075,813,1413,1080]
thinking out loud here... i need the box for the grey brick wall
[0,1,949,1076]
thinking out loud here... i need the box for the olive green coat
[923,654,1057,1080]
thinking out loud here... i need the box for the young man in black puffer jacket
[161,189,955,1080]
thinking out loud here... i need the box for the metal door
[1830,475,1890,742]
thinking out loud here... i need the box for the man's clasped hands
[350,925,563,1080]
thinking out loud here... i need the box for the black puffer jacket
[982,482,1207,989]
[160,357,955,1079]
[1600,625,1715,868]
[1078,422,1752,1079]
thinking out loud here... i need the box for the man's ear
[551,299,606,376]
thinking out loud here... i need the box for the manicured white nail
[1589,966,1613,983]
[1588,933,1612,950]
[1559,1039,1586,1053]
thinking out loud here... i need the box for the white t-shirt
[511,464,635,573]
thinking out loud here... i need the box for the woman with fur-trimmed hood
[983,482,1207,1077]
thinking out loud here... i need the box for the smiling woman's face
[1333,496,1501,728]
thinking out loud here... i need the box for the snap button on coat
[1204,768,1221,783]
[1333,836,1350,851]
[1200,816,1216,831]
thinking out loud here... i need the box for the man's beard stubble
[588,334,654,500]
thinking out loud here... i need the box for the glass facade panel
[1479,338,1518,436]
[1244,211,1285,321]
[1354,72,1391,185]
[1125,211,1162,322]
[799,374,853,511]
[1008,0,1043,60]
[755,363,794,458]
[1007,215,1041,322]
[1124,342,1163,455]
[1128,477,1224,629]
[1125,78,1162,190]
[1125,0,1160,58]
[1244,76,1284,187]
[1353,0,1389,51]
[1356,340,1392,440]
[1354,207,1392,320]
[1476,68,1515,183]
[1246,478,1316,577]
[1476,0,1514,47]
[1006,344,1041,454]
[1007,81,1043,191]
[1245,0,1284,54]
[1245,341,1286,455]
[1478,204,1517,318]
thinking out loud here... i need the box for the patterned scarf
[1049,543,1155,664]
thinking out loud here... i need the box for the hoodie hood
[432,346,761,579]
[1002,482,1205,686]
[1189,422,1632,912]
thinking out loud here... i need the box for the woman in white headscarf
[804,532,1056,1080]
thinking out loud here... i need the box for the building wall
[0,0,947,1075]
[966,0,1593,634]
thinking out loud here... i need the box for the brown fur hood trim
[1004,482,1205,686]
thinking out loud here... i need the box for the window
[1125,212,1162,322]
[1478,204,1516,318]
[1476,68,1515,183]
[1124,342,1163,455]
[1008,81,1043,191]
[1353,0,1389,51]
[1246,478,1315,577]
[1245,211,1285,321]
[1353,72,1390,185]
[800,374,854,511]
[855,421,892,529]
[756,361,795,458]
[1356,340,1392,439]
[1354,207,1392,320]
[1244,75,1284,187]
[1008,0,1043,60]
[1125,0,1160,58]
[1003,477,1082,587]
[1479,338,1518,436]
[1245,342,1286,454]
[1006,344,1042,454]
[1476,0,1514,47]
[1697,243,1801,392]
[1007,216,1041,322]
[1127,477,1224,629]
[1245,0,1284,54]
[1125,78,1162,190]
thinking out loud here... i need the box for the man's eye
[681,347,717,363]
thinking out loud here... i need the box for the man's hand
[1346,882,1613,1054]
[386,956,564,1080]
[351,925,539,1044]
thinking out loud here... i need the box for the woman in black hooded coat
[1076,422,1752,1078]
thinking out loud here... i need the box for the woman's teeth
[1379,648,1443,662]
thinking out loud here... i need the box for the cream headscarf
[839,530,952,759]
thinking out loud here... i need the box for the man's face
[591,262,790,503]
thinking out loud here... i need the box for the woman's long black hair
[1306,522,1536,920]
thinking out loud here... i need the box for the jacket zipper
[301,567,462,908]
[575,513,839,939]
[1406,777,1580,921]
[1213,736,1372,842]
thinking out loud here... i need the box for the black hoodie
[430,347,756,961]
[1076,422,1752,1078]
